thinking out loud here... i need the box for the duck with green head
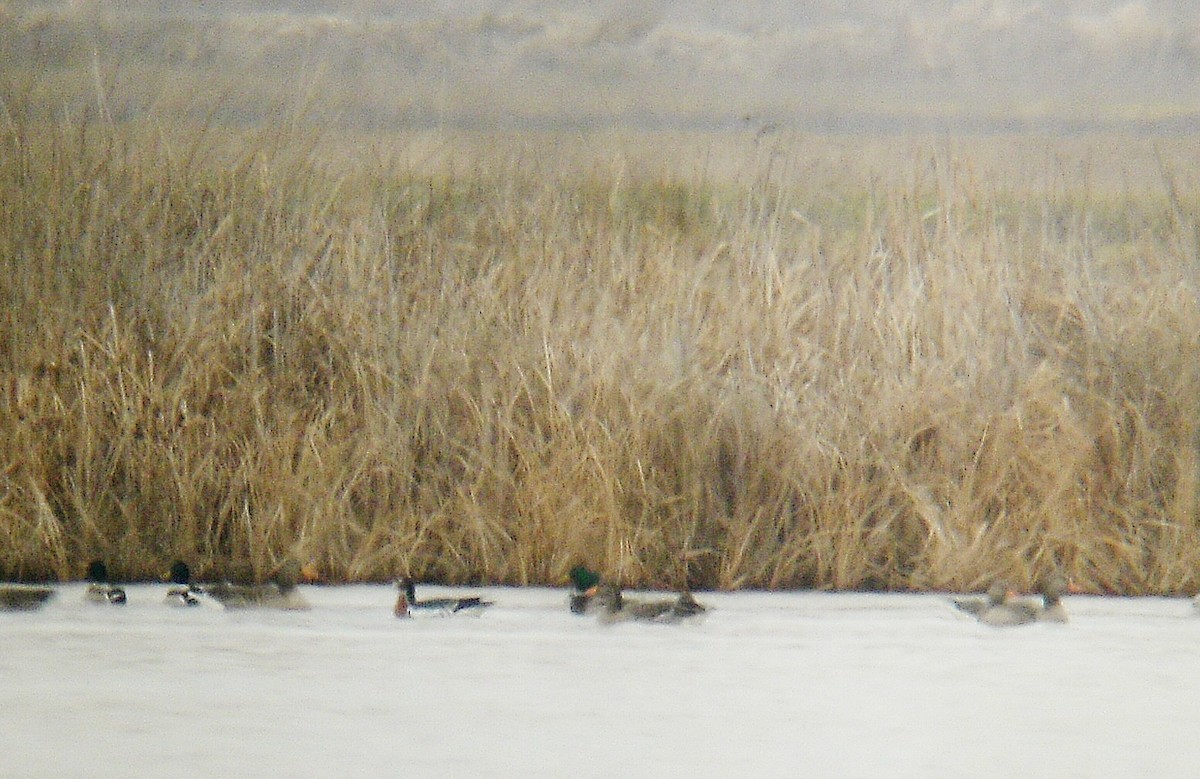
[84,560,126,605]
[206,560,311,611]
[568,565,603,614]
[164,561,216,608]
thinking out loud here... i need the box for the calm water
[3,585,1199,777]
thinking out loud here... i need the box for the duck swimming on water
[394,577,494,618]
[959,577,1070,627]
[951,581,1011,618]
[568,565,602,615]
[84,560,127,605]
[0,584,55,611]
[977,588,1040,627]
[593,583,707,624]
[164,561,213,607]
[1032,575,1070,623]
[206,560,311,611]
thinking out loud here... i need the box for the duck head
[1040,575,1069,606]
[394,578,417,618]
[272,560,302,592]
[169,561,192,586]
[569,566,601,593]
[86,560,110,583]
[568,566,601,614]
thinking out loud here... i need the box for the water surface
[3,585,1198,777]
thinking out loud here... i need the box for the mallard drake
[568,565,602,614]
[206,560,311,611]
[0,584,56,611]
[594,583,707,624]
[84,560,127,605]
[394,577,493,618]
[164,561,212,607]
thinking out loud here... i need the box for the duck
[593,583,707,624]
[1034,575,1070,623]
[164,560,211,607]
[671,591,708,619]
[978,576,1072,626]
[568,565,602,614]
[394,577,493,618]
[84,560,127,605]
[206,560,311,611]
[0,584,56,611]
[983,577,1076,627]
[951,581,1011,618]
[978,588,1039,627]
[950,580,1035,626]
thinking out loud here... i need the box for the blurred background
[3,0,1198,132]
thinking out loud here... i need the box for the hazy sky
[3,1,1199,131]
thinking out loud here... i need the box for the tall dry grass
[0,103,1198,593]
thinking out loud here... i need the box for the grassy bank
[1,107,1198,594]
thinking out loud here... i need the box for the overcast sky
[4,1,1199,131]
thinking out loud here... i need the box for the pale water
[3,585,1198,777]
[6,1,1199,132]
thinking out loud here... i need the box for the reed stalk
[1,107,1197,594]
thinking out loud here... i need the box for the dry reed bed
[0,117,1198,595]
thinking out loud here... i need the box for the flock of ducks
[949,576,1070,627]
[0,562,1159,628]
[568,566,707,624]
[0,560,707,622]
[0,560,314,613]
